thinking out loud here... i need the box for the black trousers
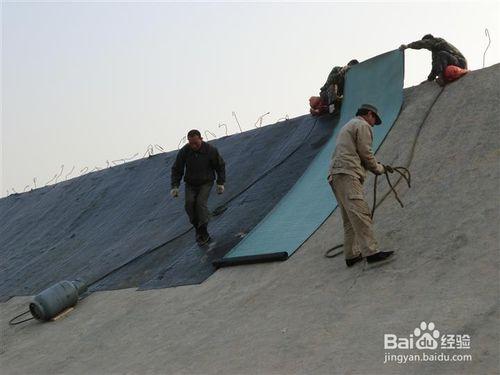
[184,182,213,228]
[432,51,467,79]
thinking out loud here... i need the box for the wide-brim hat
[359,103,382,125]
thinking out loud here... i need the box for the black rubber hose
[9,310,34,326]
[324,85,446,259]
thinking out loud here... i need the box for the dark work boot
[366,251,394,264]
[197,224,211,246]
[346,254,363,267]
[194,226,202,243]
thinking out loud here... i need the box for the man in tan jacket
[328,104,394,267]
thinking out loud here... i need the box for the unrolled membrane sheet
[0,111,336,300]
[220,50,404,264]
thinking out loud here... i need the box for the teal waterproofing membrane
[218,50,404,266]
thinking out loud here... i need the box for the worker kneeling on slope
[171,129,226,246]
[310,59,359,116]
[400,34,468,86]
[327,104,394,267]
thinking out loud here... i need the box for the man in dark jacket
[319,59,359,112]
[400,34,467,84]
[171,129,226,245]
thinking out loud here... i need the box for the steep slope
[0,113,337,301]
[1,65,498,375]
[0,50,404,299]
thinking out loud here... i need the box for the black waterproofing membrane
[0,114,338,301]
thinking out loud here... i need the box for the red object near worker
[309,96,328,116]
[444,65,468,83]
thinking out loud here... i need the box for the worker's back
[329,117,372,182]
[409,37,466,61]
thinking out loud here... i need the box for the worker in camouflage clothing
[319,59,359,113]
[400,34,467,85]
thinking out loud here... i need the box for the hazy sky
[2,1,499,195]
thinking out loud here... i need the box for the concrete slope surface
[1,64,499,374]
[0,113,336,301]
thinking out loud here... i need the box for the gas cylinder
[29,279,87,321]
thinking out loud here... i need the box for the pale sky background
[1,1,499,196]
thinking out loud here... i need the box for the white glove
[170,188,179,198]
[376,164,385,175]
[216,185,225,194]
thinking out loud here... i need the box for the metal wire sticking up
[205,130,217,140]
[232,111,243,133]
[483,28,491,68]
[218,123,228,136]
[254,112,270,128]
